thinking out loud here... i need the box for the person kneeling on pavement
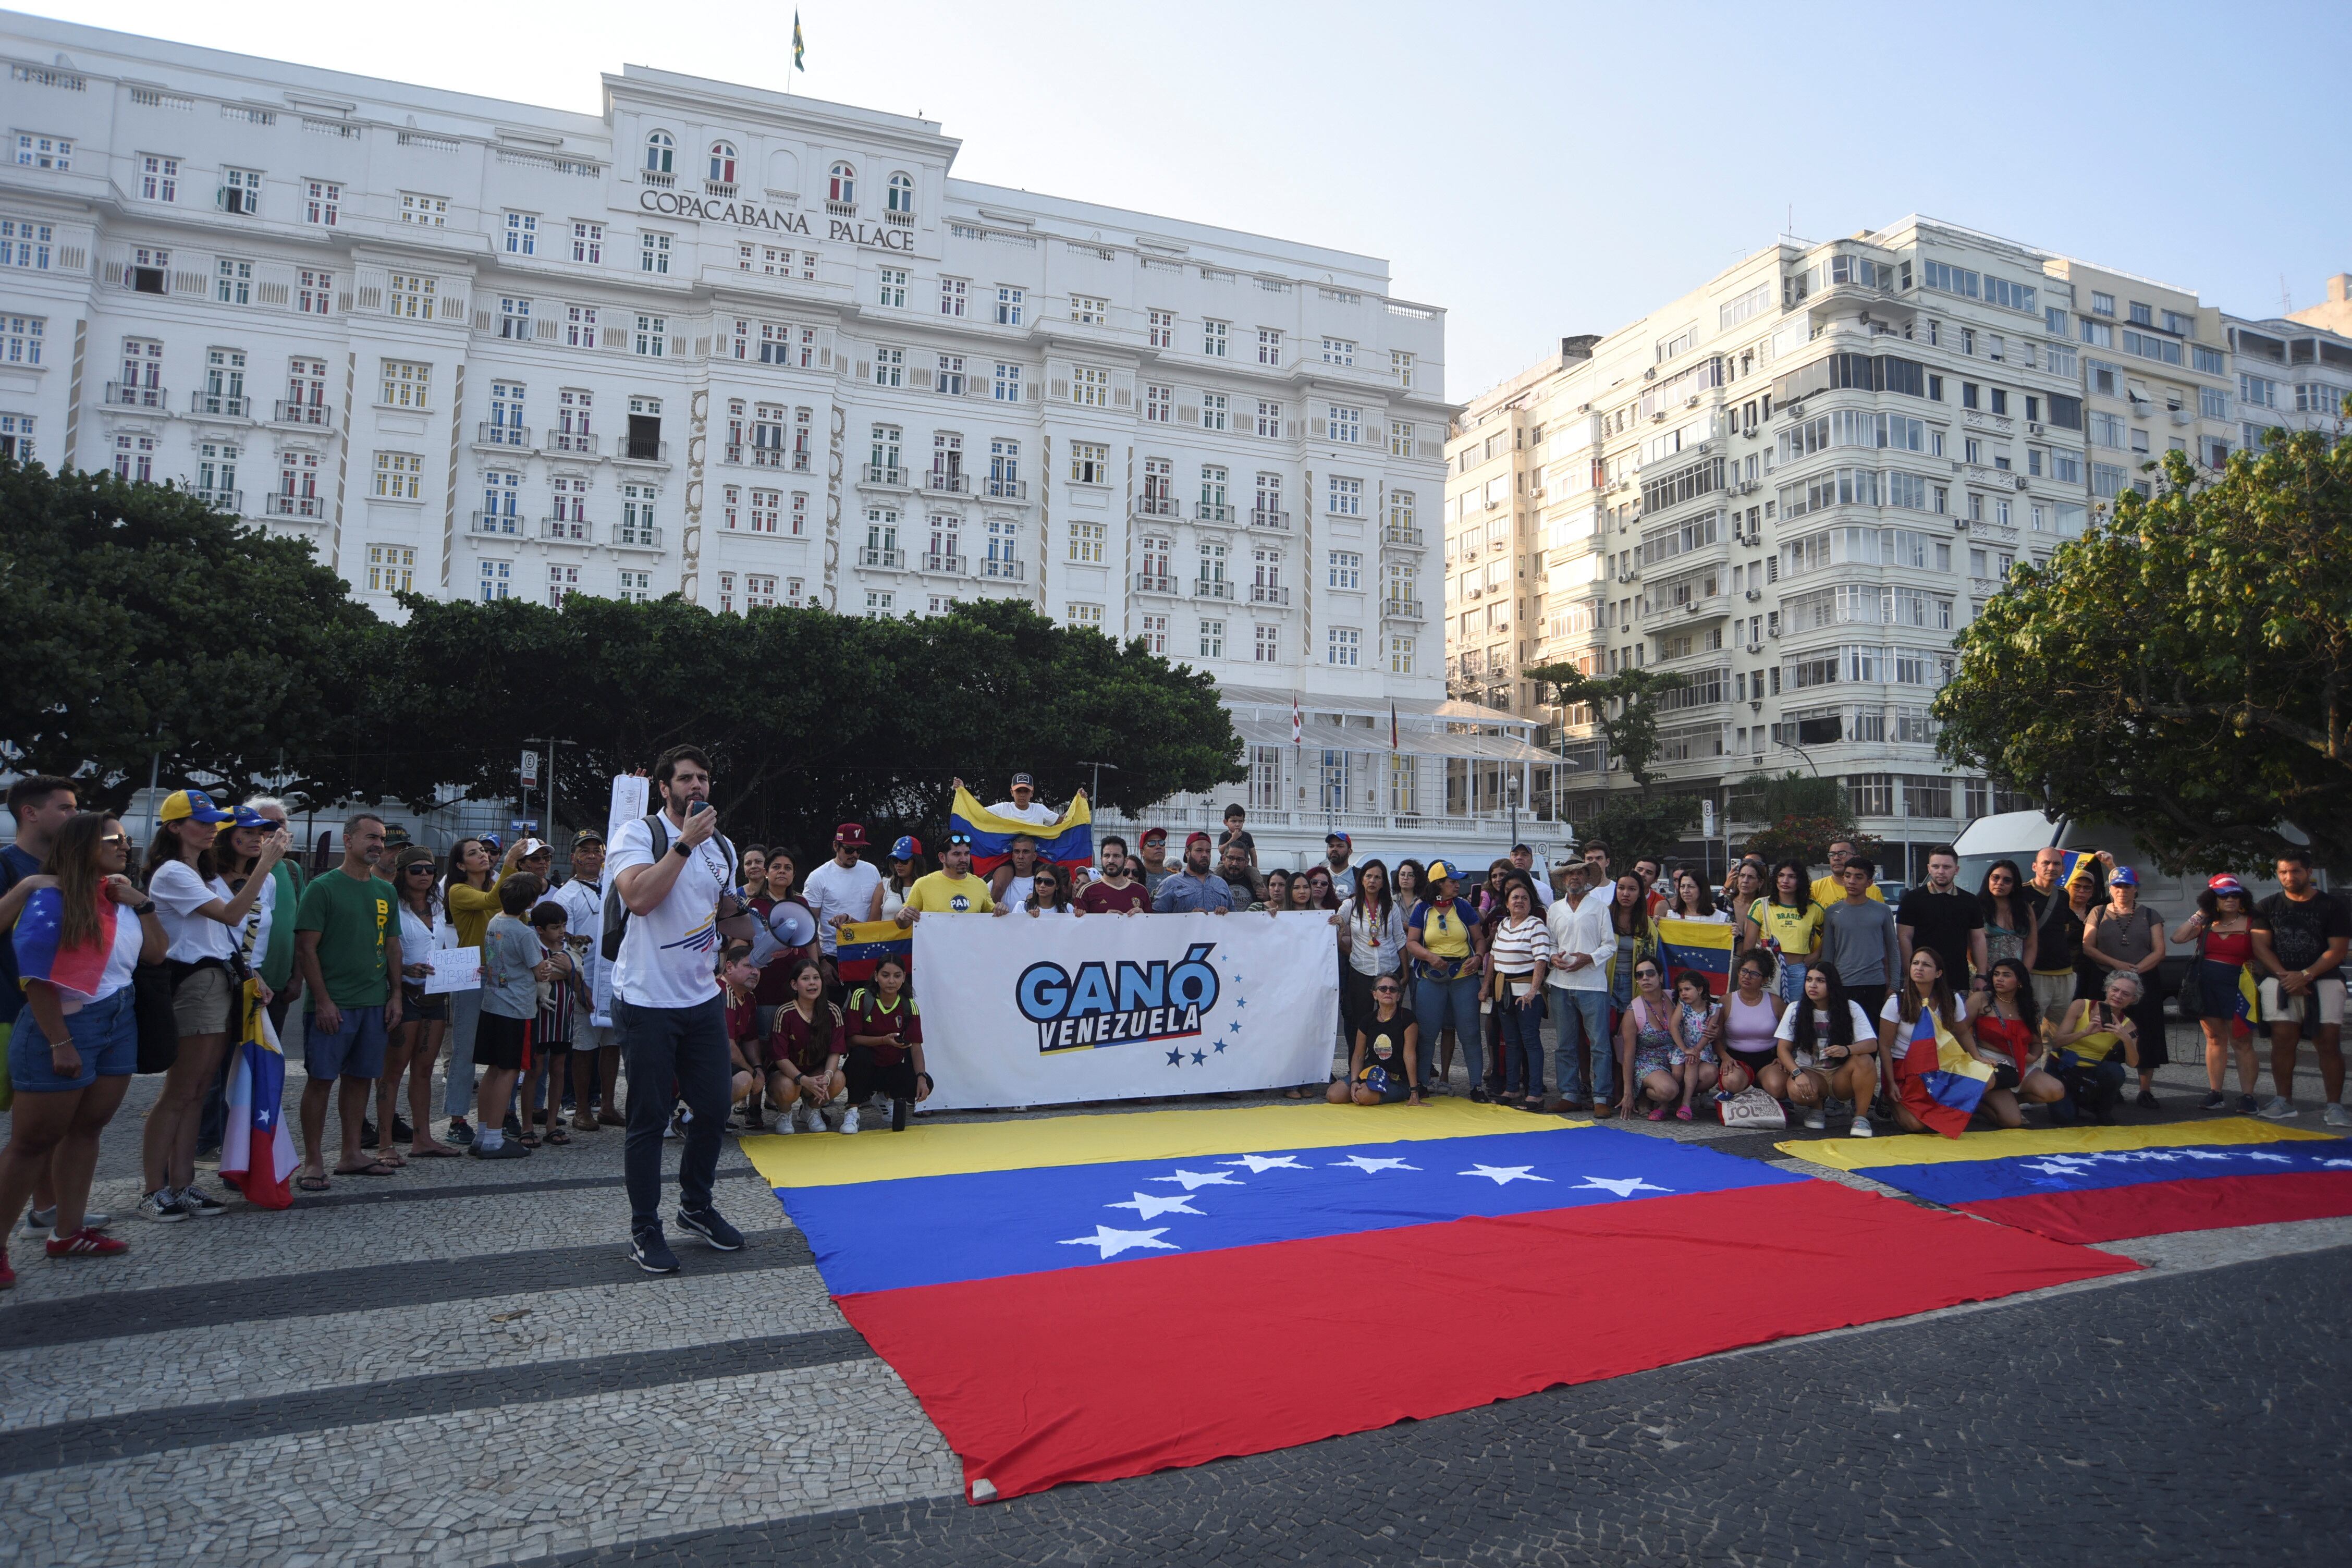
[765,958,848,1132]
[843,957,930,1133]
[1327,974,1422,1106]
[2048,970,2143,1125]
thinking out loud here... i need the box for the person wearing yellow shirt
[895,831,999,922]
[1810,837,1885,909]
[439,835,523,1145]
[1750,859,1828,1005]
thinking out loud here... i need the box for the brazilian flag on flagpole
[793,12,805,71]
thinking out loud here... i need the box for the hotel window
[14,134,71,172]
[1390,420,1414,457]
[1147,309,1174,348]
[220,167,262,217]
[276,450,319,507]
[1254,624,1282,663]
[374,451,424,500]
[388,273,435,320]
[1202,391,1229,431]
[721,484,741,530]
[707,141,736,185]
[1140,614,1167,654]
[1068,602,1106,633]
[937,354,966,396]
[2091,292,2115,316]
[1328,550,1363,590]
[1389,635,1415,675]
[864,590,895,619]
[1073,365,1109,408]
[941,276,967,317]
[1072,295,1109,326]
[617,569,653,604]
[1203,319,1229,357]
[887,172,914,214]
[214,257,253,305]
[749,488,780,532]
[1321,337,1355,366]
[501,211,540,256]
[366,545,415,594]
[140,155,179,203]
[499,297,531,340]
[1326,627,1362,667]
[487,381,526,442]
[1328,405,1362,444]
[873,346,903,387]
[571,222,603,264]
[993,362,1022,402]
[1069,520,1106,563]
[2,216,56,270]
[640,231,671,274]
[1257,328,1282,366]
[1145,383,1172,423]
[195,440,238,502]
[995,286,1024,326]
[1256,399,1283,438]
[877,268,907,308]
[634,314,667,357]
[1392,350,1414,388]
[399,192,447,227]
[745,573,778,609]
[113,433,156,482]
[549,474,586,525]
[297,268,333,315]
[645,131,674,176]
[619,484,659,546]
[379,360,431,409]
[1328,475,1363,516]
[549,564,580,606]
[830,163,856,204]
[565,304,598,348]
[1070,441,1110,485]
[1198,618,1225,658]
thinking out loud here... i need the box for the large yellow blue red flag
[949,786,1092,875]
[1656,915,1739,997]
[1892,1005,1994,1138]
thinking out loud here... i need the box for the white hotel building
[0,15,1565,864]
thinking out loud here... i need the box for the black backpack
[599,812,738,960]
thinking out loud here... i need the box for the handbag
[1719,1086,1786,1129]
[2176,931,2206,1020]
[133,963,179,1074]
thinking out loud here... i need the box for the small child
[520,902,576,1147]
[720,942,765,1124]
[472,873,547,1159]
[844,957,927,1133]
[1670,972,1722,1122]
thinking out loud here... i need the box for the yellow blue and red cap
[158,789,234,825]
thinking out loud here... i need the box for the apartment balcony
[1382,524,1425,548]
[104,382,168,410]
[471,511,526,538]
[1641,592,1733,626]
[1962,409,2015,435]
[191,487,243,514]
[264,492,323,519]
[985,476,1028,501]
[614,439,670,467]
[861,463,909,489]
[705,180,738,199]
[826,199,856,218]
[926,470,970,496]
[272,400,334,430]
[884,209,913,229]
[1193,578,1234,601]
[920,552,965,576]
[1195,502,1236,525]
[188,391,250,419]
[1248,507,1289,531]
[1381,598,1425,620]
[641,169,675,189]
[475,422,535,451]
[539,517,593,544]
[860,546,908,570]
[980,557,1026,581]
[1133,572,1178,596]
[1133,495,1179,520]
[1248,583,1290,606]
[611,525,664,552]
[549,431,601,457]
[746,446,790,469]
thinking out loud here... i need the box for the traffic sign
[520,749,541,785]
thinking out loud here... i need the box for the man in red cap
[1136,827,1172,899]
[803,823,882,993]
[1151,831,1240,913]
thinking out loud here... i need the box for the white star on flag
[1221,1154,1307,1173]
[1459,1163,1550,1185]
[2024,1160,2092,1178]
[1058,1226,1180,1260]
[2242,1151,2293,1163]
[2175,1148,2233,1161]
[1573,1175,1670,1197]
[1147,1169,1245,1191]
[1108,1191,1205,1220]
[2323,1159,2352,1169]
[1330,1155,1419,1174]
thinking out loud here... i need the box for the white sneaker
[839,1107,860,1135]
[1804,1109,1827,1130]
[771,1106,794,1133]
[2259,1096,2298,1120]
[2324,1102,2351,1129]
[798,1102,822,1133]
[1847,1113,1875,1138]
[19,1206,109,1235]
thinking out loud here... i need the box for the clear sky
[25,0,2350,401]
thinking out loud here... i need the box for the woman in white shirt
[137,790,284,1223]
[868,837,925,925]
[1014,862,1081,918]
[1879,947,1988,1136]
[1667,869,1733,924]
[1488,878,1553,1110]
[1334,859,1404,1051]
[1773,961,1881,1137]
[387,848,460,1159]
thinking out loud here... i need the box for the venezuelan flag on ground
[1656,915,1739,997]
[748,1101,2130,1502]
[1781,1117,2352,1244]
[1892,1006,1995,1138]
[950,787,1092,876]
[832,918,912,984]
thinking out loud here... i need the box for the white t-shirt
[1773,1000,1881,1068]
[93,900,149,1002]
[547,876,610,1021]
[1666,908,1733,925]
[605,815,737,1009]
[1015,899,1077,918]
[988,799,1061,826]
[397,902,457,960]
[1000,872,1035,914]
[802,857,883,956]
[231,871,276,973]
[1880,993,1970,1062]
[149,860,238,964]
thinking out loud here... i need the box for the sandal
[296,1173,331,1192]
[543,1129,570,1146]
[408,1142,460,1158]
[1675,1105,1694,1122]
[518,1131,541,1148]
[572,1113,601,1133]
[334,1158,400,1177]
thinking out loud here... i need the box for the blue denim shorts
[8,987,139,1093]
[304,1003,389,1081]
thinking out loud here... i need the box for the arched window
[887,172,914,214]
[829,162,856,204]
[644,130,674,175]
[707,141,737,185]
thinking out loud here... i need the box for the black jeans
[844,1044,918,1105]
[618,995,731,1235]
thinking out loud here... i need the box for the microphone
[688,800,713,817]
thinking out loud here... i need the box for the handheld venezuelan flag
[1893,1005,1993,1138]
[1656,915,1738,997]
[748,1101,2132,1502]
[832,918,912,985]
[949,786,1092,876]
[218,979,297,1210]
[1783,1117,2352,1244]
[11,888,115,1003]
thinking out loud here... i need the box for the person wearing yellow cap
[1405,860,1488,1099]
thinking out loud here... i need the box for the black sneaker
[446,1118,475,1147]
[503,1112,524,1137]
[891,1097,910,1133]
[676,1206,744,1251]
[2135,1089,2160,1110]
[630,1227,681,1274]
[391,1117,414,1143]
[467,1138,530,1160]
[361,1118,378,1144]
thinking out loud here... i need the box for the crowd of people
[2,761,2347,1284]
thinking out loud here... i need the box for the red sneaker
[0,1250,15,1289]
[45,1227,129,1258]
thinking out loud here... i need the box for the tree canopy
[1732,770,1873,868]
[1936,434,2352,872]
[1,459,1244,845]
[1524,665,1689,793]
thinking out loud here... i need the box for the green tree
[1581,791,1700,865]
[1935,436,2352,872]
[0,459,381,814]
[1732,770,1874,867]
[1524,665,1690,793]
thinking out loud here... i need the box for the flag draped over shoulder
[219,979,297,1210]
[834,919,913,984]
[1895,1005,1994,1138]
[950,787,1092,876]
[1656,916,1738,998]
[13,888,115,1005]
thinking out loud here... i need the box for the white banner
[912,912,1340,1112]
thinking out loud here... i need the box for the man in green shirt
[293,813,403,1188]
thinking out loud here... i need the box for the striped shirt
[1488,914,1553,976]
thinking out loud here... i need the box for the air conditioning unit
[1616,569,1635,583]
[1952,518,1969,531]
[1685,394,1700,408]
[1768,626,1781,638]
[2026,421,2046,435]
[2013,475,2029,490]
[1684,602,1702,616]
[1749,699,1765,712]
[1644,367,1657,380]
[1745,642,1763,655]
[1744,588,1761,601]
[1786,403,1804,419]
[1577,402,1591,413]
[1652,411,1667,422]
[1737,480,1759,495]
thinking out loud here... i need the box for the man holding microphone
[608,745,755,1275]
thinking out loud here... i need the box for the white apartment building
[0,15,1584,866]
[2226,295,2352,449]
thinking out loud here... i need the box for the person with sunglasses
[1328,973,1422,1106]
[1014,861,1080,917]
[896,831,998,922]
[386,848,459,1158]
[867,837,926,924]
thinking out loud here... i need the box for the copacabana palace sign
[637,188,916,251]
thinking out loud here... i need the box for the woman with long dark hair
[2171,874,2261,1113]
[1882,946,1984,1135]
[1774,960,1880,1136]
[1668,868,1727,923]
[1973,957,2064,1126]
[1977,860,2039,973]
[1252,867,1293,913]
[1748,860,1823,1007]
[386,847,458,1158]
[1015,861,1078,917]
[1305,866,1339,911]
[137,791,284,1221]
[750,850,819,1037]
[1336,859,1402,1050]
[2,814,165,1276]
[867,837,925,924]
[440,834,524,1146]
